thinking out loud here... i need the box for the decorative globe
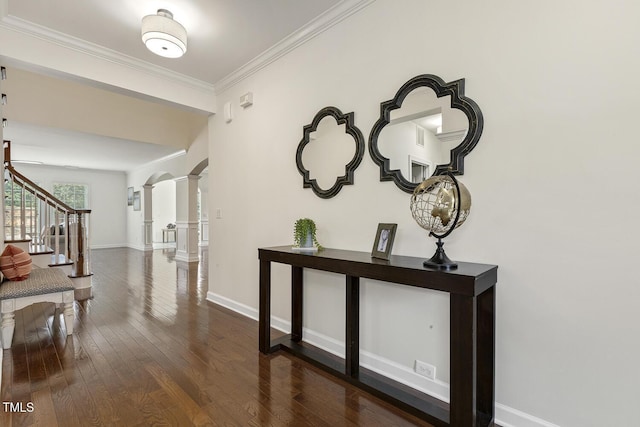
[409,173,471,269]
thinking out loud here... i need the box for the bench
[0,267,74,349]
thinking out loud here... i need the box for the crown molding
[437,129,467,143]
[0,5,215,94]
[213,0,377,94]
[0,0,376,98]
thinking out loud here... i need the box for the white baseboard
[175,254,200,263]
[91,243,127,249]
[124,243,148,252]
[206,292,558,427]
[495,404,561,427]
[208,292,259,320]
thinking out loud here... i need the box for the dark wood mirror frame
[296,106,365,199]
[368,74,484,193]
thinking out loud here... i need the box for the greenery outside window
[53,183,88,209]
[4,180,38,239]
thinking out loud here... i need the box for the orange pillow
[0,244,32,281]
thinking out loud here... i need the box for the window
[4,180,38,239]
[52,183,88,209]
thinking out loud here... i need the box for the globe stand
[411,172,468,271]
[423,237,458,270]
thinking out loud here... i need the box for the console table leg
[259,260,272,353]
[345,275,360,377]
[477,286,495,425]
[292,266,303,342]
[450,293,476,426]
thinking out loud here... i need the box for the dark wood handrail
[8,165,76,212]
[4,140,93,274]
[4,140,91,215]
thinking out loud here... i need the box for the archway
[141,171,176,251]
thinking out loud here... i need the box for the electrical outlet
[414,360,436,380]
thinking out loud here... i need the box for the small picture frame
[133,191,141,211]
[371,223,397,260]
[127,187,134,206]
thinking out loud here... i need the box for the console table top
[259,246,497,296]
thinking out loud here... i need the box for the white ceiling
[6,0,342,85]
[1,0,346,171]
[6,122,182,172]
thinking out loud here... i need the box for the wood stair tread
[49,261,73,267]
[29,247,54,255]
[29,246,71,266]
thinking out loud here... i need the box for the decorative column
[143,184,154,251]
[174,175,200,262]
[198,173,209,247]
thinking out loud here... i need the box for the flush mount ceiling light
[141,9,187,58]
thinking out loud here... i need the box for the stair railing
[4,140,91,277]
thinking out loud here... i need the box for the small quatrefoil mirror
[369,74,484,193]
[296,106,365,199]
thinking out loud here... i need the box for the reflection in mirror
[379,87,469,184]
[296,106,365,199]
[369,74,484,193]
[302,116,355,190]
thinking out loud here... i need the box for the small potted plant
[293,218,322,252]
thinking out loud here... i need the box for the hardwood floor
[1,248,434,426]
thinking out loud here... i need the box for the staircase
[3,140,92,297]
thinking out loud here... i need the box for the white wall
[380,121,440,178]
[208,1,640,426]
[185,124,210,174]
[15,164,127,248]
[151,180,176,242]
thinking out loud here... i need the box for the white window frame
[52,182,89,210]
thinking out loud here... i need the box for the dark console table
[258,246,497,427]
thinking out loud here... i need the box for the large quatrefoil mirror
[369,74,484,193]
[296,106,365,199]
